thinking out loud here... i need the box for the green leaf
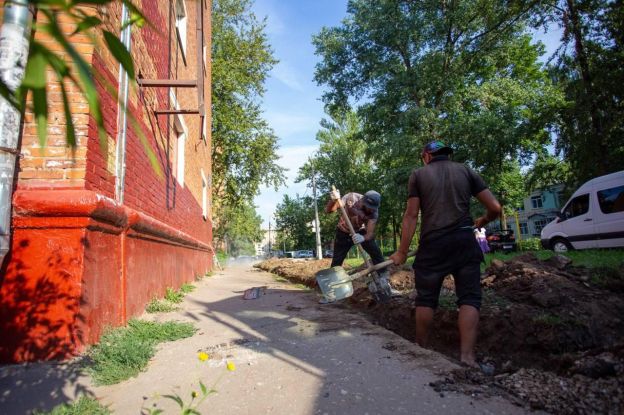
[22,46,47,89]
[32,87,48,148]
[199,381,207,396]
[59,82,77,147]
[103,30,135,79]
[72,15,101,35]
[149,410,164,415]
[162,394,184,409]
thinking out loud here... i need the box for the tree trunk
[565,0,607,175]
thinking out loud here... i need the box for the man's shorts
[412,230,484,310]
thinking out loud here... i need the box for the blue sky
[252,0,562,228]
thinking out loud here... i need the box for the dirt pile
[255,254,624,413]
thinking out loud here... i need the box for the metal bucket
[315,266,354,301]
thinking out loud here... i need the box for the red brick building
[0,0,213,362]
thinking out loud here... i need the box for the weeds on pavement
[165,287,185,304]
[143,354,236,415]
[146,298,178,313]
[33,396,110,415]
[146,283,197,314]
[88,319,196,385]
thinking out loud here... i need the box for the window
[201,169,208,220]
[175,0,187,62]
[519,222,528,235]
[562,194,590,219]
[598,185,624,214]
[533,219,549,234]
[170,92,186,187]
[531,195,543,209]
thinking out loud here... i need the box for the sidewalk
[1,264,528,414]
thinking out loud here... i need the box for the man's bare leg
[415,306,434,347]
[458,304,479,365]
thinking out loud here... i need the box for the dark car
[487,229,517,253]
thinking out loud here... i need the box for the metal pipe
[0,0,34,265]
[115,3,132,203]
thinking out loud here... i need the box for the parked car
[487,229,517,253]
[323,249,333,258]
[296,250,314,258]
[541,171,624,252]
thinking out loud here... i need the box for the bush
[518,237,541,251]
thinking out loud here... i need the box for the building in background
[0,0,213,362]
[498,184,564,238]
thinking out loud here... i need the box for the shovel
[316,186,413,303]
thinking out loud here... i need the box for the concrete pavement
[0,263,528,414]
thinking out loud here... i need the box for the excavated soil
[256,254,624,414]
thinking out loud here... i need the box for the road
[0,263,528,414]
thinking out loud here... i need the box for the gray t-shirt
[337,192,378,233]
[408,157,487,242]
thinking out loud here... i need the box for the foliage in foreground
[88,320,196,385]
[34,396,110,415]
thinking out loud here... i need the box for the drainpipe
[0,0,34,265]
[115,3,131,204]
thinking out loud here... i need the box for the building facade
[502,184,564,238]
[0,0,213,362]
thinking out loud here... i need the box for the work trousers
[330,229,384,267]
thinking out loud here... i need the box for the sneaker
[318,297,334,304]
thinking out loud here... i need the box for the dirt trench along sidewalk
[1,265,529,415]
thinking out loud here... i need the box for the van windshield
[563,193,590,219]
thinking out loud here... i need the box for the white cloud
[254,144,319,228]
[265,112,319,138]
[272,62,304,91]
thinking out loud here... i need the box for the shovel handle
[347,250,417,282]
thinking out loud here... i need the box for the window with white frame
[531,195,543,209]
[201,169,208,220]
[171,92,187,187]
[175,0,188,62]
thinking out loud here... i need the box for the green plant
[165,287,185,304]
[438,293,457,310]
[144,358,237,415]
[145,298,178,313]
[33,396,110,415]
[179,283,196,294]
[517,238,542,251]
[88,319,196,385]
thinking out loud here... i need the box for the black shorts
[412,230,484,310]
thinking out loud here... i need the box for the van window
[562,193,590,219]
[598,185,624,214]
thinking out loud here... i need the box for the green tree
[540,0,624,182]
[274,194,316,252]
[215,201,263,256]
[313,0,562,226]
[211,0,285,213]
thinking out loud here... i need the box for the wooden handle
[347,250,417,282]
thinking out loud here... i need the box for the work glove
[351,233,365,245]
[330,189,341,201]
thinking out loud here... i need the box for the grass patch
[179,283,195,294]
[533,312,563,326]
[273,275,288,283]
[34,397,110,415]
[438,292,457,310]
[164,287,185,304]
[88,319,196,385]
[482,249,624,272]
[145,298,178,313]
[344,258,365,268]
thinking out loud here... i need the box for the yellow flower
[226,361,236,371]
[198,352,209,361]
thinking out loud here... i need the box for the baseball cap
[362,190,381,210]
[422,140,453,156]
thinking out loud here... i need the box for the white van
[540,171,624,252]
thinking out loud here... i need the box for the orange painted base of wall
[0,190,212,363]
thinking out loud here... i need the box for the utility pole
[312,168,322,260]
[268,220,271,258]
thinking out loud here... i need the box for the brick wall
[12,0,213,243]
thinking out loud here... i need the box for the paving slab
[0,263,529,414]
